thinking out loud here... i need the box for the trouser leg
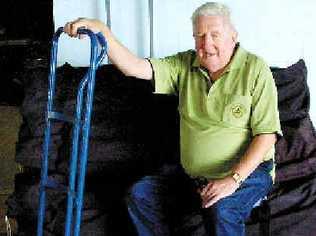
[203,161,273,236]
[126,175,172,236]
[125,167,203,236]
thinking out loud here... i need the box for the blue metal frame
[37,27,107,236]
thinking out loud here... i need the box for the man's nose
[201,33,214,50]
[204,32,214,45]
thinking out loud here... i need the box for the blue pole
[37,27,64,236]
[37,27,107,236]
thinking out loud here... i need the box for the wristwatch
[232,172,243,185]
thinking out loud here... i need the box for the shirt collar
[192,43,247,73]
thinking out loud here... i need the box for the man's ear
[232,31,238,43]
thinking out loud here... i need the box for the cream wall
[54,0,316,123]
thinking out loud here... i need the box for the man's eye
[194,34,204,38]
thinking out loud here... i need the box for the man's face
[194,15,237,74]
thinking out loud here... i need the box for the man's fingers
[203,188,224,208]
[64,18,103,38]
[202,187,217,203]
[70,21,79,36]
[64,18,89,37]
[70,20,84,37]
[63,22,72,36]
[204,195,221,208]
[63,22,78,37]
[201,181,213,196]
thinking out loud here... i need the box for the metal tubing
[73,30,99,236]
[37,27,107,236]
[37,27,63,236]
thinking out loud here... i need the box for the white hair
[191,2,234,31]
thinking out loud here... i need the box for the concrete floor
[0,106,22,234]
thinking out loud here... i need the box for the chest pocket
[222,94,252,128]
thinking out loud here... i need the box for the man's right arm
[64,18,153,80]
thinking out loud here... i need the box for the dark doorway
[0,0,53,106]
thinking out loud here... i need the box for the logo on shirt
[231,104,245,118]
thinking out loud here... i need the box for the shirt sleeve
[251,61,282,137]
[148,54,181,95]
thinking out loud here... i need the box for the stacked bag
[7,54,316,235]
[7,58,179,235]
[246,60,316,236]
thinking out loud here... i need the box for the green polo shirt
[149,45,281,179]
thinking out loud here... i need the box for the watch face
[232,173,242,184]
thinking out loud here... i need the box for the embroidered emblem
[231,104,245,118]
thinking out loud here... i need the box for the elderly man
[65,2,281,235]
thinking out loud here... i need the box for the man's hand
[64,18,107,38]
[200,176,239,208]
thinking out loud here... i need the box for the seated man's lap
[126,161,273,235]
[201,161,273,235]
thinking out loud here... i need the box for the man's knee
[126,176,167,205]
[209,200,243,224]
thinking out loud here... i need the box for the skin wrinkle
[194,15,237,80]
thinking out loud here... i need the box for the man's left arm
[201,133,276,208]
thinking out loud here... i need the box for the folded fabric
[271,59,309,122]
[276,116,316,165]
